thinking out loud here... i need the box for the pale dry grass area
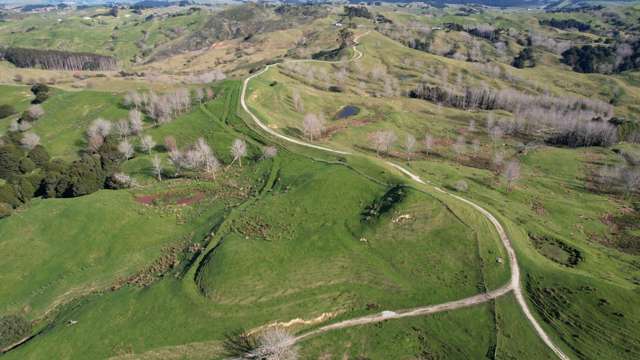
[140,16,340,78]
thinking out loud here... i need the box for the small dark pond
[335,105,360,120]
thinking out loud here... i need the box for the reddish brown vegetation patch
[135,194,158,205]
[175,192,205,206]
[135,191,205,206]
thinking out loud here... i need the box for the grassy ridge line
[241,31,571,359]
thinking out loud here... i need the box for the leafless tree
[621,167,640,197]
[129,109,143,135]
[453,135,466,159]
[230,139,247,167]
[124,90,142,109]
[193,88,205,104]
[8,120,20,132]
[404,134,416,160]
[116,119,130,140]
[247,328,298,360]
[20,132,40,150]
[168,149,183,175]
[140,134,156,154]
[112,172,136,188]
[489,126,504,148]
[472,138,481,155]
[164,136,177,152]
[615,43,633,66]
[18,120,32,131]
[203,150,220,178]
[173,88,191,115]
[27,105,45,120]
[493,151,504,174]
[87,134,104,152]
[151,155,163,181]
[181,148,203,171]
[369,130,397,156]
[262,146,278,160]
[302,113,325,141]
[503,160,521,191]
[292,89,304,113]
[468,120,476,133]
[486,113,495,132]
[118,139,134,159]
[423,134,434,156]
[194,138,220,178]
[87,118,112,143]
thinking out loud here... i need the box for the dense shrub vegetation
[0,131,126,215]
[361,185,406,223]
[0,104,16,119]
[344,5,372,19]
[512,47,536,68]
[561,41,640,73]
[540,18,591,32]
[30,83,50,104]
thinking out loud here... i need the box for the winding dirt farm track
[240,32,570,360]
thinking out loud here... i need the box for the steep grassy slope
[0,188,224,320]
[243,25,640,358]
[1,80,509,359]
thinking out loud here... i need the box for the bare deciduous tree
[503,160,521,191]
[472,138,481,155]
[8,120,20,132]
[453,135,466,159]
[27,105,45,120]
[87,134,104,152]
[140,134,156,154]
[292,89,304,113]
[622,167,640,197]
[247,328,298,360]
[112,172,136,188]
[423,134,434,156]
[118,139,134,159]
[116,119,130,140]
[302,113,325,141]
[489,126,504,148]
[369,130,397,156]
[468,120,476,133]
[151,154,163,181]
[129,109,143,135]
[87,118,112,139]
[164,136,177,152]
[124,90,142,109]
[20,132,40,150]
[262,146,278,160]
[193,88,205,104]
[195,138,220,178]
[168,149,182,175]
[493,151,504,174]
[404,134,416,160]
[230,138,247,167]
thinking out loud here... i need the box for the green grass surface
[1,79,510,359]
[2,5,640,359]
